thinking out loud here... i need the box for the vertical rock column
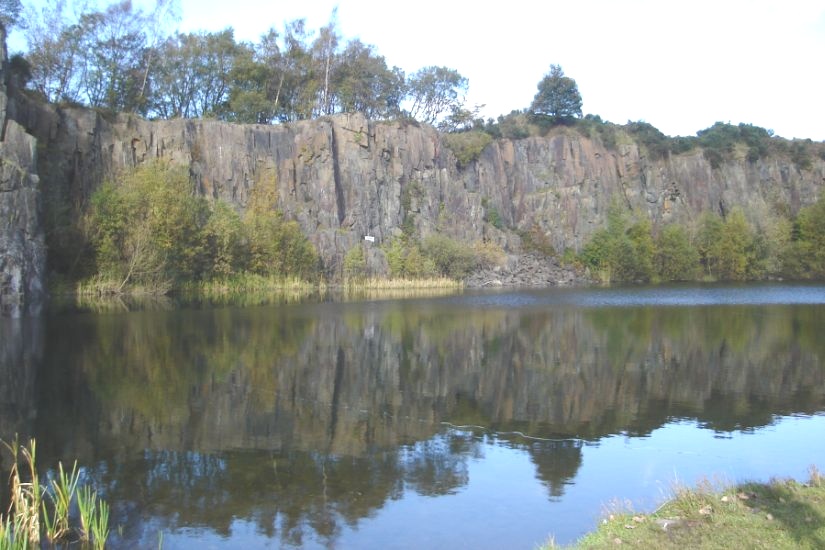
[0,26,45,316]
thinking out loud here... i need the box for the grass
[3,438,41,547]
[74,275,172,297]
[1,438,110,549]
[180,273,319,297]
[343,276,463,290]
[42,460,80,543]
[55,273,467,310]
[341,277,464,300]
[548,467,825,549]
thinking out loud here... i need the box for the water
[2,283,825,548]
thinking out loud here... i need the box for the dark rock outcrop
[0,27,45,316]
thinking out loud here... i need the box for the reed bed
[179,273,319,296]
[344,277,463,290]
[1,438,110,549]
[73,276,172,297]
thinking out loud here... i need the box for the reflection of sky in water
[149,414,825,549]
[454,284,825,309]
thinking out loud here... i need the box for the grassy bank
[551,468,824,549]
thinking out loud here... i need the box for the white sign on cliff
[364,235,375,242]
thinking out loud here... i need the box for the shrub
[473,241,507,269]
[790,140,813,170]
[656,224,699,281]
[421,234,477,278]
[481,197,504,229]
[518,224,556,257]
[202,201,245,277]
[85,162,319,292]
[86,162,208,292]
[579,202,655,283]
[442,130,493,167]
[382,237,437,278]
[343,244,367,280]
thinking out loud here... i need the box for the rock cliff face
[16,102,823,280]
[2,35,824,288]
[0,28,45,316]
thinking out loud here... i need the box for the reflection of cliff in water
[30,301,825,459]
[0,317,42,442]
[9,298,823,546]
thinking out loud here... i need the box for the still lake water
[2,284,825,548]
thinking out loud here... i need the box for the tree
[332,39,404,119]
[717,208,754,280]
[656,224,699,281]
[151,29,240,119]
[22,0,177,111]
[530,64,582,121]
[244,173,318,279]
[695,211,724,278]
[87,162,209,291]
[311,7,339,116]
[76,1,151,112]
[405,66,468,125]
[273,19,317,121]
[579,202,656,283]
[0,0,22,29]
[21,0,85,103]
[785,196,825,279]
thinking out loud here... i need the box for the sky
[9,0,825,140]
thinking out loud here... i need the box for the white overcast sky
[10,0,825,140]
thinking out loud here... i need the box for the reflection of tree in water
[398,432,478,496]
[88,431,480,548]
[91,448,403,547]
[524,440,584,499]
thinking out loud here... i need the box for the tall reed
[42,460,80,543]
[76,485,96,543]
[3,438,41,546]
[1,438,110,549]
[90,499,109,550]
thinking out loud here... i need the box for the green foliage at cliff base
[578,196,825,284]
[378,234,504,280]
[81,162,319,295]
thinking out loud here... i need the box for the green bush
[579,203,655,283]
[343,244,367,280]
[86,162,209,290]
[656,224,699,281]
[442,130,493,167]
[518,224,556,257]
[783,196,825,278]
[481,197,504,229]
[421,234,477,278]
[695,208,760,281]
[85,162,319,292]
[382,237,437,278]
[790,140,814,171]
[202,201,245,276]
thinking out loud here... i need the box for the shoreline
[549,469,824,549]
